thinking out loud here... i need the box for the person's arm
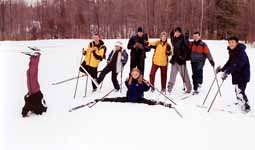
[93,46,106,61]
[142,81,150,92]
[223,51,247,75]
[203,43,215,66]
[166,43,172,56]
[107,50,114,62]
[121,50,129,65]
[125,80,129,88]
[127,36,135,50]
[83,42,93,56]
[183,38,190,60]
[221,59,231,73]
[148,41,157,49]
[143,33,150,52]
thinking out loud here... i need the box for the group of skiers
[21,26,251,117]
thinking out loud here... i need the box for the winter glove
[221,72,228,80]
[209,60,215,67]
[134,42,144,49]
[143,80,151,86]
[82,48,86,55]
[121,56,125,61]
[215,66,222,74]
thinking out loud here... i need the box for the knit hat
[115,41,123,48]
[174,27,182,33]
[137,27,144,33]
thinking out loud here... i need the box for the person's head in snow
[21,51,47,117]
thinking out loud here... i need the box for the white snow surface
[0,39,255,150]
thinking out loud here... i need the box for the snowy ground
[0,39,255,150]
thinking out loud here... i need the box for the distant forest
[0,0,254,42]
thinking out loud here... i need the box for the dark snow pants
[80,61,98,90]
[235,82,249,103]
[130,55,145,75]
[191,61,205,91]
[97,64,120,90]
[95,97,171,108]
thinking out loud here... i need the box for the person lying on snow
[97,41,128,91]
[21,51,47,117]
[94,67,172,108]
[216,36,251,113]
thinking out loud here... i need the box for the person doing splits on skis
[80,34,107,91]
[22,51,47,117]
[148,32,173,93]
[216,36,251,113]
[94,67,172,108]
[97,41,128,91]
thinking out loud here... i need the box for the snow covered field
[0,39,255,150]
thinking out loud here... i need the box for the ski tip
[28,46,40,51]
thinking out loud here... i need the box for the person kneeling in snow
[22,51,47,117]
[216,36,251,113]
[94,67,172,108]
[97,41,128,91]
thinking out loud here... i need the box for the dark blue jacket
[222,43,250,84]
[107,49,128,65]
[125,79,150,102]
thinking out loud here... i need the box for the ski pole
[213,66,222,97]
[88,81,125,108]
[80,65,100,88]
[120,65,123,93]
[100,80,103,90]
[52,74,86,85]
[143,79,177,105]
[207,80,225,112]
[182,64,187,91]
[69,101,96,112]
[84,72,89,97]
[202,77,216,105]
[172,107,183,118]
[88,87,117,108]
[73,49,84,99]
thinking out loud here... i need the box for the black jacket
[170,35,190,65]
[127,34,150,59]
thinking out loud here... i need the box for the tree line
[0,0,254,42]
